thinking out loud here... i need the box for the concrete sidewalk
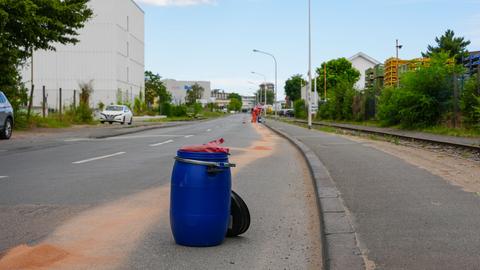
[268,119,480,270]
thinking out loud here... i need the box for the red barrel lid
[179,138,230,154]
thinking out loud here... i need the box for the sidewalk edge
[265,121,366,270]
[264,122,328,270]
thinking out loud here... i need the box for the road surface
[0,115,322,269]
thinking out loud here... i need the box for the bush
[377,53,461,128]
[294,99,307,119]
[172,105,187,117]
[159,102,171,116]
[460,75,480,128]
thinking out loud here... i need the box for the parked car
[0,91,14,140]
[99,105,133,125]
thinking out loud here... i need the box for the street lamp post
[247,81,259,105]
[253,49,278,118]
[307,0,312,129]
[396,39,403,88]
[251,71,267,118]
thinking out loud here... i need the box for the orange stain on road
[0,185,170,270]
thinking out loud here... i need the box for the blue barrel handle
[174,157,236,168]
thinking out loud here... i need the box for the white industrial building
[348,52,380,90]
[163,79,211,105]
[22,0,145,109]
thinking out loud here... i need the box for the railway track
[286,119,480,152]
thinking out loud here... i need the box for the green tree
[185,83,204,105]
[284,74,305,102]
[228,98,242,112]
[0,0,93,92]
[460,75,480,128]
[422,29,471,63]
[228,92,243,108]
[315,58,360,92]
[293,99,307,119]
[144,71,170,106]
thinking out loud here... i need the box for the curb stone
[264,122,365,270]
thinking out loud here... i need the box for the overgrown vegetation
[284,30,480,137]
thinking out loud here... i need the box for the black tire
[226,190,250,237]
[100,121,105,124]
[109,122,113,125]
[128,117,133,125]
[0,118,12,140]
[121,117,125,125]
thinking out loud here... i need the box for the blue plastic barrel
[170,150,233,247]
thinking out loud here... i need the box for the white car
[99,105,133,125]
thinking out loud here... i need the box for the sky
[136,0,480,99]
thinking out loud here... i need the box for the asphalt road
[0,115,322,269]
[268,120,480,270]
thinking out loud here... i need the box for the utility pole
[307,0,312,129]
[396,39,403,88]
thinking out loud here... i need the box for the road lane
[0,114,323,269]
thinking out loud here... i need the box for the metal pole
[59,88,62,117]
[307,0,312,129]
[42,86,46,118]
[27,84,34,120]
[253,50,278,118]
[73,90,77,110]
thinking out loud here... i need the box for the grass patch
[14,111,96,130]
[418,126,480,138]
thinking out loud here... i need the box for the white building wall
[348,53,379,90]
[21,0,144,110]
[163,80,212,105]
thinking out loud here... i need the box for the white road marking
[72,152,126,164]
[184,135,194,138]
[149,140,174,147]
[64,135,187,142]
[64,138,92,142]
[107,135,184,140]
[0,176,8,179]
[206,129,212,132]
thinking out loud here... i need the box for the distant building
[209,89,229,109]
[163,79,211,105]
[22,0,145,109]
[211,89,230,100]
[260,83,275,92]
[463,51,480,76]
[242,96,256,111]
[348,52,380,90]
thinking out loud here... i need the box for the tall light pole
[396,39,403,88]
[253,49,278,118]
[247,81,259,105]
[251,71,267,118]
[307,0,312,129]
